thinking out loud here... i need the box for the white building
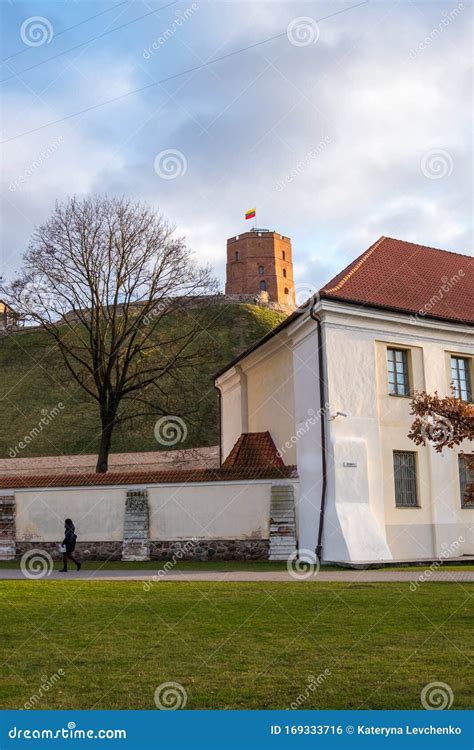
[215,236,474,564]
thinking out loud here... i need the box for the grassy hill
[0,304,285,459]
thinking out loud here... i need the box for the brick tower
[225,229,295,310]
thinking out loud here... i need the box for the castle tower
[225,229,295,310]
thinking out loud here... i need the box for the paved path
[1,568,472,583]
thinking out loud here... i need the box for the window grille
[393,451,418,507]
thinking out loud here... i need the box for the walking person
[59,518,82,572]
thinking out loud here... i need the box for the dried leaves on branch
[1,196,218,472]
[408,390,474,452]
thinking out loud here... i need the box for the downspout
[310,300,327,561]
[214,382,223,467]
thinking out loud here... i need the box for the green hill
[0,304,285,459]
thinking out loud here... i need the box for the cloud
[1,0,472,289]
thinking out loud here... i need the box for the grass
[0,560,323,572]
[0,581,471,710]
[0,559,473,571]
[0,303,285,458]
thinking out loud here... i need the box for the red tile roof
[214,236,473,379]
[0,465,296,490]
[320,236,473,324]
[0,433,296,490]
[222,431,285,469]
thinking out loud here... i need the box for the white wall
[216,298,474,563]
[216,332,296,464]
[14,481,276,542]
[148,482,271,540]
[15,487,126,542]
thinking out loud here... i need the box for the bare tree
[1,196,218,472]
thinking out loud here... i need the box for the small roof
[215,236,473,379]
[222,431,285,469]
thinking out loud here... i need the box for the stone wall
[0,495,16,559]
[0,446,219,476]
[15,541,122,561]
[149,539,269,561]
[14,539,269,561]
[7,478,297,561]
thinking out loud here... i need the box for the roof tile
[320,236,473,324]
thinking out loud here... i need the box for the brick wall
[225,231,295,309]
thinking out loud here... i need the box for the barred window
[451,356,472,401]
[458,455,474,507]
[387,348,410,396]
[259,280,266,291]
[258,265,264,275]
[393,451,418,507]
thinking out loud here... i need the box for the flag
[245,207,256,220]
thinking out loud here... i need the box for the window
[259,280,266,291]
[451,356,472,401]
[387,348,410,396]
[458,455,473,507]
[235,251,239,261]
[258,265,264,275]
[284,287,289,295]
[282,250,286,260]
[393,451,418,507]
[283,268,287,278]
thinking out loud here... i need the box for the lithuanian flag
[245,207,256,220]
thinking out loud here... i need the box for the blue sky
[1,0,472,294]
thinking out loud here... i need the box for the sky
[1,0,472,295]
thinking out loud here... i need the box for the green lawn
[0,581,471,710]
[0,559,473,571]
[0,559,292,572]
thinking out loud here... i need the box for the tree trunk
[96,418,115,473]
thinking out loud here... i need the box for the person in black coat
[59,518,82,572]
